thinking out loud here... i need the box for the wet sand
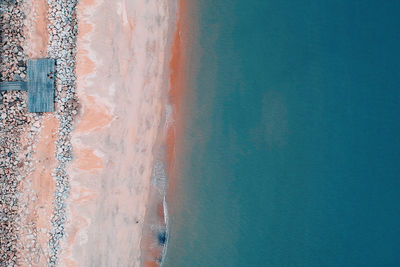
[166,0,199,216]
[139,1,192,265]
[58,0,176,266]
[167,0,188,190]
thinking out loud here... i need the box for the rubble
[0,0,79,265]
[46,0,79,265]
[0,0,32,265]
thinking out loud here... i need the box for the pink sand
[59,0,175,266]
[17,0,56,265]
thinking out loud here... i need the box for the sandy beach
[0,0,179,265]
[61,0,176,266]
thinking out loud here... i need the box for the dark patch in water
[158,231,167,246]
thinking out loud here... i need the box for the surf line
[162,0,189,264]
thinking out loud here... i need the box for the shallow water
[165,0,400,266]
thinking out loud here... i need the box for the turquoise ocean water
[165,1,400,266]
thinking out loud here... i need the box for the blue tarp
[0,81,28,91]
[27,59,55,112]
[0,58,55,112]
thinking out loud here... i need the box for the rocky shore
[46,0,78,265]
[0,0,78,265]
[1,0,31,265]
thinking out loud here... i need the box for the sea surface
[165,0,400,266]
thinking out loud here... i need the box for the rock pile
[0,0,36,265]
[0,0,80,265]
[46,0,79,265]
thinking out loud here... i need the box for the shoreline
[141,0,196,265]
[162,0,199,264]
[166,0,199,203]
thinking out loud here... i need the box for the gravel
[0,0,79,265]
[0,1,31,265]
[46,0,79,265]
